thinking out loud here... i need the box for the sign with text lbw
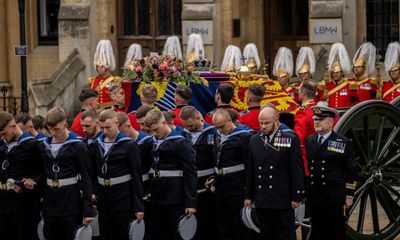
[309,18,342,44]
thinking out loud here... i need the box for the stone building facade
[0,0,398,119]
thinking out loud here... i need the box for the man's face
[48,121,68,139]
[111,89,125,105]
[182,116,202,132]
[118,120,134,137]
[331,71,342,81]
[136,117,149,132]
[314,117,333,135]
[17,120,34,134]
[0,121,16,143]
[99,117,119,139]
[299,72,311,81]
[213,117,232,135]
[88,97,99,110]
[259,112,278,136]
[96,65,108,77]
[148,120,169,139]
[277,75,289,87]
[81,117,98,138]
[353,66,365,78]
[389,69,400,81]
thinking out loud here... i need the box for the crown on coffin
[192,50,211,71]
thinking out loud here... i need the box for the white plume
[353,42,376,76]
[327,43,351,74]
[384,41,400,76]
[220,45,242,71]
[273,47,293,77]
[163,36,183,59]
[124,43,143,68]
[295,46,316,76]
[243,43,261,69]
[93,39,116,71]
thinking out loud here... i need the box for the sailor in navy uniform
[211,108,252,240]
[81,109,102,145]
[39,107,94,240]
[0,112,43,240]
[180,106,219,240]
[305,104,356,240]
[245,106,304,240]
[90,110,144,240]
[144,109,197,240]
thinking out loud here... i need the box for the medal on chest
[339,89,348,96]
[207,134,214,145]
[327,140,346,153]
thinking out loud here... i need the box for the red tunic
[238,106,260,131]
[285,82,301,104]
[71,111,84,137]
[382,80,400,102]
[128,112,141,130]
[318,79,352,108]
[89,75,121,108]
[171,105,187,128]
[294,101,316,176]
[348,77,377,104]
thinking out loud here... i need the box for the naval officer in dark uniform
[245,106,305,240]
[305,103,356,240]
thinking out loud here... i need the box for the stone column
[0,0,8,83]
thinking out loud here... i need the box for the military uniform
[71,109,85,137]
[305,132,356,240]
[317,79,353,108]
[294,100,316,176]
[113,104,126,113]
[381,79,400,102]
[285,82,301,104]
[171,104,187,127]
[89,76,122,109]
[239,106,261,131]
[348,76,377,104]
[150,130,197,240]
[246,129,304,240]
[204,104,236,125]
[213,125,252,240]
[40,132,94,240]
[90,132,144,240]
[181,124,219,240]
[0,133,43,240]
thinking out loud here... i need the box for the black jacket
[150,130,197,208]
[305,131,356,206]
[246,129,305,209]
[40,132,94,217]
[90,132,144,213]
[136,131,154,176]
[214,125,251,198]
[0,132,42,214]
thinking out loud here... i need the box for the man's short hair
[227,109,239,124]
[136,106,153,119]
[0,111,14,131]
[144,109,164,128]
[248,84,266,102]
[141,84,158,103]
[175,85,192,101]
[300,80,317,99]
[179,106,199,121]
[109,84,123,95]
[80,109,99,121]
[260,103,277,111]
[46,107,66,127]
[14,112,32,125]
[98,109,117,122]
[213,108,231,121]
[79,87,99,102]
[217,83,234,104]
[162,111,175,124]
[116,112,129,127]
[32,115,45,130]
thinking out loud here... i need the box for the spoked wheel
[391,96,400,110]
[334,100,400,240]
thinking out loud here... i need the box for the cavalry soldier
[204,83,238,124]
[305,103,356,240]
[273,47,300,103]
[239,83,266,131]
[89,39,122,109]
[0,111,43,240]
[90,109,144,240]
[80,109,102,145]
[382,41,400,102]
[180,106,219,240]
[245,106,304,240]
[348,42,377,104]
[144,109,197,239]
[294,80,317,176]
[71,87,99,137]
[317,43,353,108]
[171,85,192,127]
[40,107,94,240]
[295,46,316,82]
[212,109,252,240]
[243,43,261,73]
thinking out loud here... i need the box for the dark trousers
[216,194,252,240]
[43,215,81,240]
[151,204,184,240]
[0,212,25,240]
[98,209,133,240]
[143,200,152,240]
[24,192,42,240]
[257,208,295,240]
[194,191,219,240]
[309,204,346,240]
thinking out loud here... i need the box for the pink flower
[159,61,168,70]
[135,66,142,73]
[151,58,158,65]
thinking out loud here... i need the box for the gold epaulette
[88,77,95,86]
[348,80,358,91]
[370,77,377,85]
[317,80,327,91]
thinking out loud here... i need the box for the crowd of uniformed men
[2,38,400,240]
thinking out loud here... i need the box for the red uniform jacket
[293,100,316,176]
[71,111,84,137]
[285,82,301,104]
[89,75,121,108]
[382,80,400,102]
[318,79,353,108]
[348,77,377,104]
[171,105,187,128]
[239,106,260,131]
